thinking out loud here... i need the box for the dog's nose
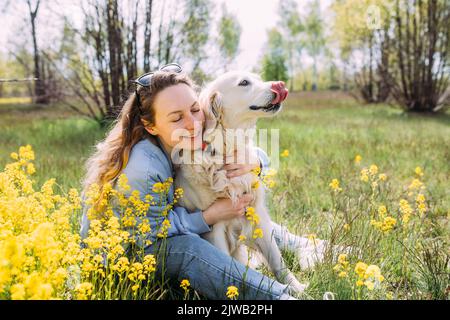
[270,81,289,104]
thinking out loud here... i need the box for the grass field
[1,92,449,300]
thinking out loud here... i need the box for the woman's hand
[202,194,254,226]
[223,149,261,178]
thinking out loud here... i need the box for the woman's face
[146,83,205,151]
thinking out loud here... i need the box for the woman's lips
[183,132,201,140]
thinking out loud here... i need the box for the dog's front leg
[201,222,231,255]
[255,212,308,295]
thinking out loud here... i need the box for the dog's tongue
[270,81,289,105]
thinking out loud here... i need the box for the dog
[173,71,307,295]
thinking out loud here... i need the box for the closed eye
[238,79,250,86]
[171,109,201,122]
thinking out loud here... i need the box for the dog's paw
[285,273,308,296]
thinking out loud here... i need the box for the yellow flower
[226,285,239,299]
[329,179,342,192]
[113,258,129,274]
[251,180,260,189]
[378,205,387,217]
[251,166,261,176]
[261,168,277,189]
[180,279,190,292]
[143,255,156,273]
[10,152,19,160]
[399,199,413,224]
[356,280,364,287]
[354,262,368,278]
[117,174,131,192]
[338,254,348,266]
[253,228,263,239]
[138,220,151,234]
[152,182,164,193]
[245,207,260,226]
[280,149,289,157]
[415,166,424,177]
[416,193,425,203]
[408,178,424,191]
[416,194,427,215]
[26,163,36,175]
[338,271,347,278]
[10,283,26,300]
[343,223,350,231]
[132,284,140,292]
[360,168,369,182]
[378,173,387,181]
[75,282,93,300]
[174,188,184,199]
[369,164,378,176]
[238,235,247,242]
[354,155,362,164]
[18,145,35,161]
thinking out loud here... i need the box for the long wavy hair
[82,71,196,203]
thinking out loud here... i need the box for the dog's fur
[173,71,307,294]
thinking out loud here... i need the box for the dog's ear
[210,91,223,120]
[202,91,223,133]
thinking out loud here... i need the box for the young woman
[80,65,312,300]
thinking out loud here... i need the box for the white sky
[0,0,333,71]
[218,0,332,70]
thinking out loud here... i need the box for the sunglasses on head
[132,63,183,114]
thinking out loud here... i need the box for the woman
[80,65,311,300]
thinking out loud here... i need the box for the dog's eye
[238,79,250,86]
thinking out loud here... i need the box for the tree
[388,0,449,112]
[182,0,213,84]
[261,28,289,82]
[332,0,393,102]
[332,0,449,112]
[277,0,304,91]
[143,0,153,72]
[217,3,241,72]
[26,0,48,104]
[304,0,326,91]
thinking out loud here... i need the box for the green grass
[260,92,450,224]
[0,102,105,189]
[1,92,449,300]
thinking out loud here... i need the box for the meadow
[1,92,449,300]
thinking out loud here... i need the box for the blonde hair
[82,71,196,203]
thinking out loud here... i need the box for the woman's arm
[201,194,254,225]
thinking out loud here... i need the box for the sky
[0,0,332,71]
[222,0,331,70]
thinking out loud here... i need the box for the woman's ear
[141,119,158,135]
[146,127,158,135]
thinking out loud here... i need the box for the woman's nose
[185,113,196,130]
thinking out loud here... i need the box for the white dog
[173,71,307,295]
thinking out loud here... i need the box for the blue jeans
[144,222,300,300]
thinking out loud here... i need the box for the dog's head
[200,71,288,130]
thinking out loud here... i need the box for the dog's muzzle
[249,81,288,113]
[249,103,281,112]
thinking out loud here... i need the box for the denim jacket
[80,136,271,247]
